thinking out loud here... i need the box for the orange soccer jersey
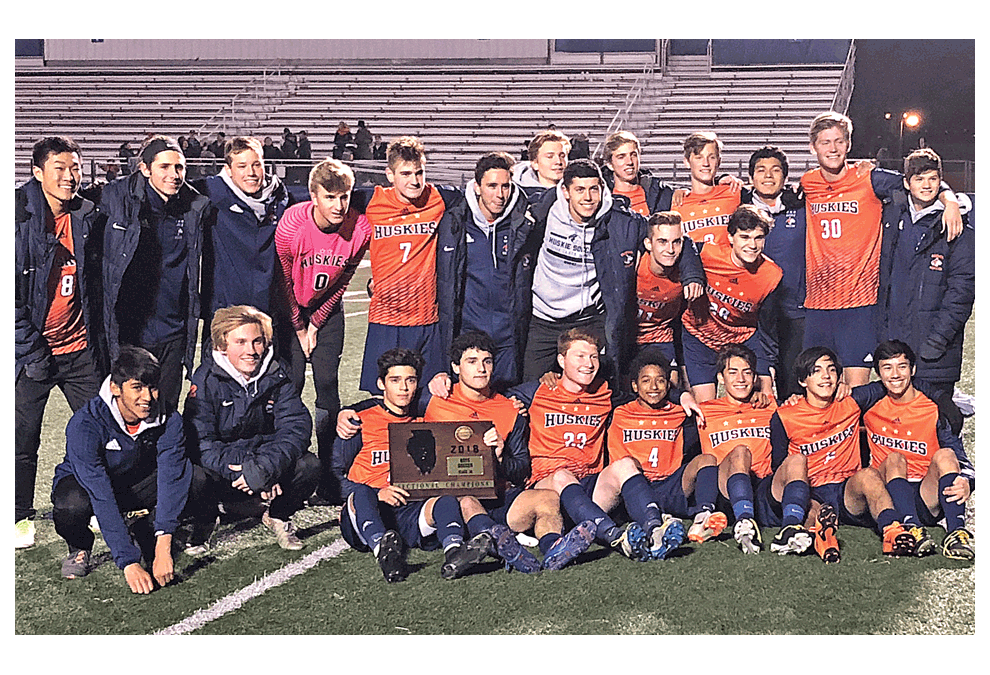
[864,393,941,482]
[698,397,776,478]
[672,184,740,246]
[423,385,519,440]
[346,404,416,489]
[43,212,87,355]
[365,184,445,326]
[682,242,782,350]
[635,254,684,345]
[800,168,884,310]
[607,400,686,482]
[775,397,862,488]
[613,183,649,217]
[526,380,613,486]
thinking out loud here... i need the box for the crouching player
[333,348,490,582]
[508,328,705,562]
[423,331,595,572]
[697,344,812,555]
[771,347,917,563]
[52,346,217,593]
[860,340,975,559]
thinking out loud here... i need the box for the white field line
[154,538,350,635]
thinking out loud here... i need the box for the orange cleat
[811,504,840,563]
[882,522,917,557]
[687,510,728,543]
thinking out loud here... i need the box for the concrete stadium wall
[43,39,550,64]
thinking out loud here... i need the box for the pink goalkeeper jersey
[275,201,372,330]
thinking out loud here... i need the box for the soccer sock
[886,477,919,526]
[876,508,898,532]
[938,473,967,532]
[539,532,562,556]
[432,495,465,551]
[559,484,617,544]
[693,465,719,514]
[620,474,662,532]
[780,480,810,527]
[726,472,755,521]
[466,513,497,538]
[350,485,386,552]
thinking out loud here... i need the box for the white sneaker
[89,515,101,533]
[262,510,304,551]
[15,519,35,549]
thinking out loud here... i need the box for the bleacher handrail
[592,62,656,161]
[830,39,857,114]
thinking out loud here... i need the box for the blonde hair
[603,130,640,164]
[809,111,853,145]
[308,158,355,195]
[211,305,273,351]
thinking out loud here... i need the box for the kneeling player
[424,331,595,572]
[697,344,812,555]
[859,340,975,559]
[771,347,917,563]
[333,348,490,582]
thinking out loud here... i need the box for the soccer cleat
[542,520,595,571]
[440,532,492,580]
[89,515,101,534]
[770,525,813,555]
[733,517,762,554]
[262,510,304,551]
[488,523,541,574]
[908,525,936,558]
[812,504,840,563]
[15,518,35,549]
[649,515,686,560]
[182,516,220,557]
[882,522,917,557]
[376,530,408,583]
[687,510,728,543]
[942,528,975,561]
[610,522,650,561]
[61,548,92,579]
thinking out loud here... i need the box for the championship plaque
[388,421,498,499]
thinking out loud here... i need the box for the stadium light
[899,110,923,157]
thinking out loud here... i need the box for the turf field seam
[153,538,350,635]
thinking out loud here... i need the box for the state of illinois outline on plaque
[388,421,498,499]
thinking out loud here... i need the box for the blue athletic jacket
[53,378,192,569]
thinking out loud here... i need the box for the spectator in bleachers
[185,131,202,159]
[333,121,353,160]
[263,136,282,161]
[281,130,298,160]
[99,134,209,413]
[118,141,137,174]
[512,129,570,200]
[208,132,226,158]
[354,120,373,160]
[569,133,591,160]
[297,130,312,160]
[372,135,387,161]
[104,161,120,183]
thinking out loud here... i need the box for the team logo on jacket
[785,212,797,227]
[174,219,185,240]
[106,439,122,451]
[521,253,532,269]
[187,384,197,398]
[930,254,944,271]
[265,399,275,414]
[621,250,635,268]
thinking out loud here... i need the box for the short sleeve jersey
[774,397,861,487]
[864,393,941,481]
[698,397,776,478]
[672,184,740,246]
[800,167,884,310]
[43,212,88,354]
[635,254,684,345]
[365,184,445,326]
[346,403,417,489]
[526,380,613,486]
[682,243,782,350]
[613,184,649,217]
[424,385,519,440]
[607,400,686,482]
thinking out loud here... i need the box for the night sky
[847,40,975,160]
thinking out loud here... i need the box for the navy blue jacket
[878,192,975,385]
[195,174,294,318]
[601,166,677,214]
[184,351,313,492]
[99,172,209,375]
[525,189,648,381]
[54,381,192,569]
[744,184,807,320]
[15,179,104,378]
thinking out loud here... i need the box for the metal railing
[591,62,656,161]
[830,40,857,113]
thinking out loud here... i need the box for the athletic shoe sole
[543,520,595,571]
[650,519,686,560]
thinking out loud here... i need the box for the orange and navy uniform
[863,393,941,482]
[423,384,530,487]
[508,379,613,486]
[635,254,684,345]
[336,400,417,490]
[43,212,88,355]
[365,184,445,326]
[682,242,782,350]
[607,399,686,482]
[770,397,861,488]
[672,184,740,246]
[613,183,649,217]
[800,167,902,310]
[698,396,776,478]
